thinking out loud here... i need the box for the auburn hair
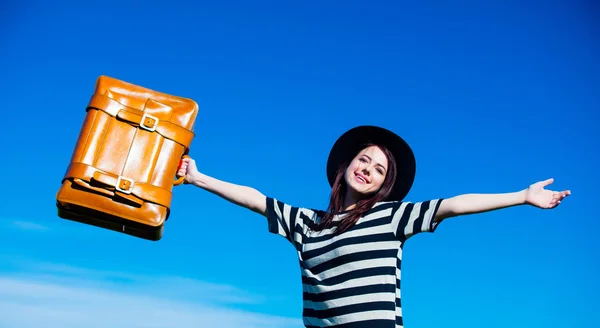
[312,143,398,235]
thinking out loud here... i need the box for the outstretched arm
[177,157,267,216]
[435,178,571,222]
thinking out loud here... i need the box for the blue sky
[1,0,598,327]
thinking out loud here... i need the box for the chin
[345,181,371,197]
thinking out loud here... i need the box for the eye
[376,168,384,175]
[359,157,367,163]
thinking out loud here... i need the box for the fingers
[177,158,186,171]
[549,190,571,208]
[177,157,192,177]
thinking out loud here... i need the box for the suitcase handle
[174,155,190,186]
[174,175,185,186]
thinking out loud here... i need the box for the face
[344,145,389,197]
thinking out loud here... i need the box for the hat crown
[326,125,416,202]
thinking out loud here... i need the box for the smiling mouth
[355,173,369,183]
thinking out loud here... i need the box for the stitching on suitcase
[81,109,98,163]
[149,134,163,185]
[94,107,112,169]
[121,109,138,178]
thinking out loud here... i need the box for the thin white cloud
[0,261,301,328]
[12,259,265,305]
[11,220,48,231]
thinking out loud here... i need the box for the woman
[177,125,570,328]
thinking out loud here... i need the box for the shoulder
[362,200,398,218]
[266,196,322,218]
[374,199,444,215]
[371,200,398,212]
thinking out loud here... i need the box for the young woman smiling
[177,125,570,328]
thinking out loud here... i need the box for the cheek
[345,161,358,175]
[344,166,352,177]
[344,165,355,182]
[373,175,386,189]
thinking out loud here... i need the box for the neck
[343,188,360,211]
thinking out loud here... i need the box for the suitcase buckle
[140,113,158,132]
[116,176,134,194]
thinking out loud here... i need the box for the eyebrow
[362,154,387,171]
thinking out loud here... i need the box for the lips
[355,173,370,184]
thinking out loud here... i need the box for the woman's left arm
[435,178,571,222]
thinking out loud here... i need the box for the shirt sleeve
[265,197,310,249]
[390,199,445,241]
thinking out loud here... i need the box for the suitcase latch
[116,176,134,194]
[140,113,159,132]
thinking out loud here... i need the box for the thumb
[187,158,197,170]
[541,178,554,187]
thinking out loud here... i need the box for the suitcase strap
[88,94,194,147]
[64,162,173,208]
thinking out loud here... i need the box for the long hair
[312,143,398,235]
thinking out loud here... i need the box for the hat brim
[326,125,416,202]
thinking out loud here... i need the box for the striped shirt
[265,197,444,328]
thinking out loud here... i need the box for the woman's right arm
[177,157,267,216]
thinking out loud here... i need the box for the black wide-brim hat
[326,125,416,202]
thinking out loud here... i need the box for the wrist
[518,189,528,205]
[191,173,209,189]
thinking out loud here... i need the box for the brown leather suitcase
[56,75,199,241]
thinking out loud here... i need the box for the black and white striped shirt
[266,197,444,328]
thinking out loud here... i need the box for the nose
[361,165,371,176]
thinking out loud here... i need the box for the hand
[525,178,571,209]
[177,157,200,185]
